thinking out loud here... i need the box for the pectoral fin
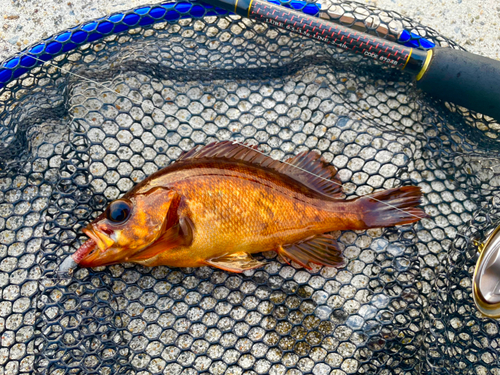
[277,234,345,270]
[205,252,265,273]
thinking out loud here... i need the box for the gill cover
[79,187,183,267]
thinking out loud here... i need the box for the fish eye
[106,200,132,223]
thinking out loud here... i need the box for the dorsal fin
[278,151,343,198]
[177,141,343,198]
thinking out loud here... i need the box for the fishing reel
[473,225,500,318]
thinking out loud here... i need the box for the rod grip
[416,47,500,120]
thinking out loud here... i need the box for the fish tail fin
[277,234,346,270]
[354,186,428,229]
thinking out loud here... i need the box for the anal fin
[277,234,345,270]
[205,252,265,273]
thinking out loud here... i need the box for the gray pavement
[375,0,499,59]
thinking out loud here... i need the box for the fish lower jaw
[72,238,97,264]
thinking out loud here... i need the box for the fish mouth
[75,228,114,267]
[72,237,97,264]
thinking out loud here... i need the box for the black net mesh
[1,1,500,374]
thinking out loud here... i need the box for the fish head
[77,187,180,267]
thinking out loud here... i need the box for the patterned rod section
[253,1,410,69]
[208,0,430,75]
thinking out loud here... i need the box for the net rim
[0,1,236,90]
[0,0,440,92]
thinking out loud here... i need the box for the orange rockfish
[65,141,427,273]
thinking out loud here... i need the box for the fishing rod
[204,0,500,121]
[266,0,436,50]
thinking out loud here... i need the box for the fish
[66,141,427,273]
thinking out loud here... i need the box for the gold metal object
[402,48,413,70]
[477,242,486,254]
[473,225,500,318]
[416,49,433,81]
[247,0,254,17]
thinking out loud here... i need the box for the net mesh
[1,1,500,374]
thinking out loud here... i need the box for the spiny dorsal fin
[205,252,265,273]
[177,141,343,198]
[277,234,345,270]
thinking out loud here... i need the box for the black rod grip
[416,47,500,120]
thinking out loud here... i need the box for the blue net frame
[0,0,438,90]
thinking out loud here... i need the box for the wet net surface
[1,1,500,374]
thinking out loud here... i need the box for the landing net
[0,1,499,374]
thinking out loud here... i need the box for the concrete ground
[374,0,500,59]
[0,0,499,62]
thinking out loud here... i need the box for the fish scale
[69,142,425,272]
[172,174,330,257]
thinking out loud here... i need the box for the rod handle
[417,47,500,120]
